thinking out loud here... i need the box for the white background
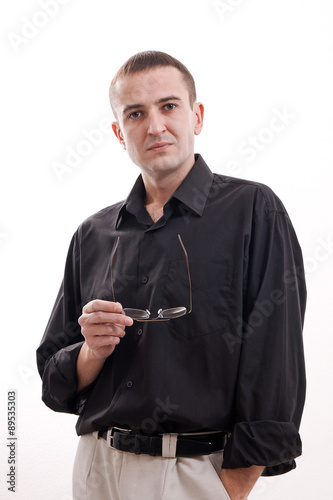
[1,0,332,498]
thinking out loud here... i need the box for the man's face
[111,66,204,179]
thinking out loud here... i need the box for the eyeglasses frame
[110,234,192,321]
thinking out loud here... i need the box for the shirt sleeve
[222,188,306,476]
[36,230,87,415]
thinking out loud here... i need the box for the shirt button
[137,329,143,336]
[127,381,133,388]
[141,276,149,284]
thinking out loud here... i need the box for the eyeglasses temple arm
[177,234,192,314]
[111,235,191,314]
[110,237,120,303]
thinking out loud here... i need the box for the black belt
[98,428,228,457]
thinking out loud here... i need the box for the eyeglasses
[110,234,192,321]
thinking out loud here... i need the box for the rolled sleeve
[41,342,84,413]
[223,421,302,475]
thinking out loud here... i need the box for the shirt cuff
[41,342,84,414]
[222,420,302,476]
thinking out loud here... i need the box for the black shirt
[37,154,306,476]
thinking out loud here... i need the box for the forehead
[113,66,189,109]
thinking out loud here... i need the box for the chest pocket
[162,259,233,339]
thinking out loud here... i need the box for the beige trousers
[72,433,234,500]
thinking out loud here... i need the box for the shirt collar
[115,154,214,229]
[171,154,214,217]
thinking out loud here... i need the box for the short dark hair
[109,50,197,116]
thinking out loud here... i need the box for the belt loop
[162,433,178,458]
[106,427,114,448]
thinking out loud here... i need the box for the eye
[128,111,142,119]
[164,103,177,111]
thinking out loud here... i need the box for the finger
[81,323,127,339]
[85,333,123,350]
[79,310,133,328]
[83,300,123,315]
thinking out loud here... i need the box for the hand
[78,299,133,360]
[77,300,133,392]
[220,466,265,500]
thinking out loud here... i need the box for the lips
[147,142,172,152]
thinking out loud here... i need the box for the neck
[143,182,175,207]
[142,174,183,223]
[141,155,195,207]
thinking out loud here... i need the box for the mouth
[147,142,173,153]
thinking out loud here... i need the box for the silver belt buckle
[105,426,132,449]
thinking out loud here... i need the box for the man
[37,51,306,500]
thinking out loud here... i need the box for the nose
[147,110,166,136]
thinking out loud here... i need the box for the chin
[151,158,180,173]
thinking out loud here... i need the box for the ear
[112,121,127,150]
[193,102,204,136]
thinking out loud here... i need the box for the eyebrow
[122,96,182,116]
